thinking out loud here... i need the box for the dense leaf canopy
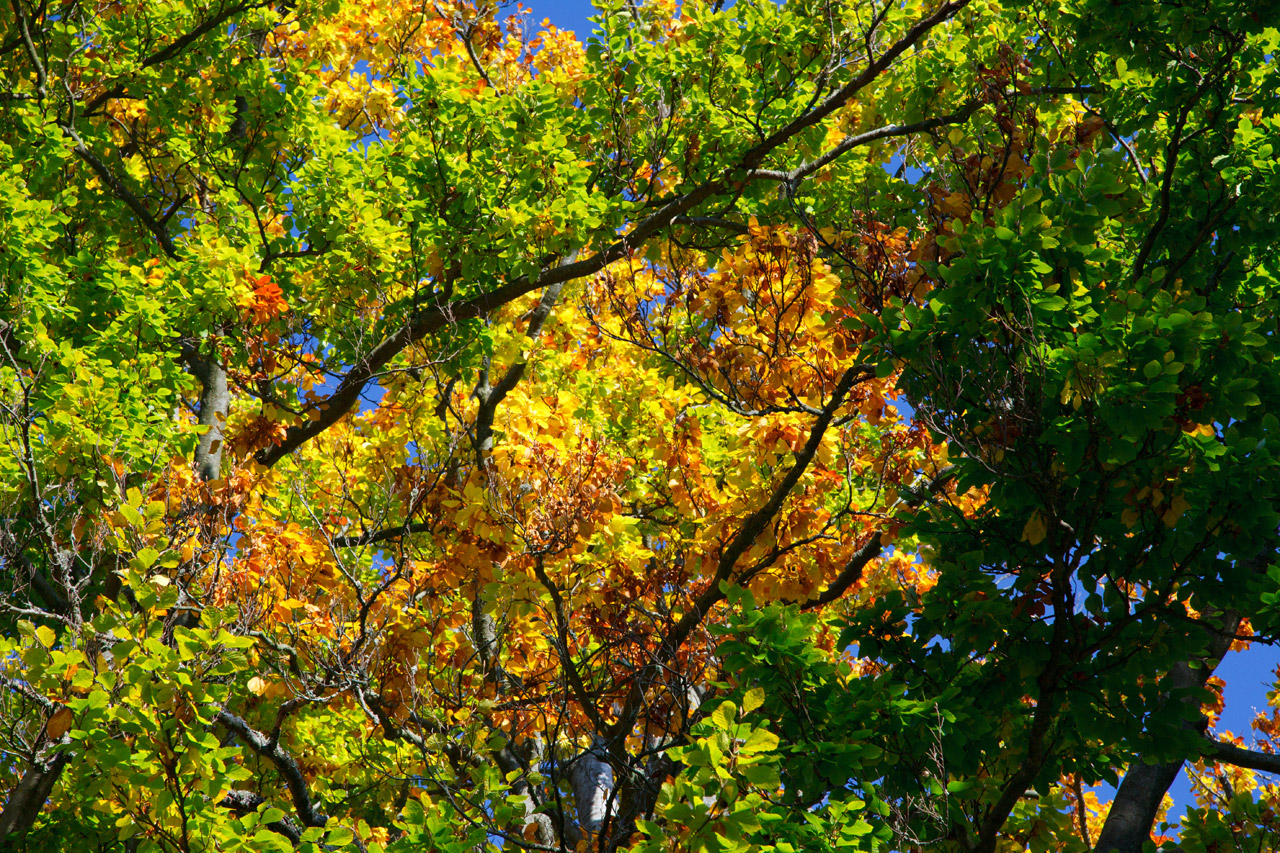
[2,0,1280,851]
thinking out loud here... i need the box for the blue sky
[525,0,600,37]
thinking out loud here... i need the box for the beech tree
[2,0,1279,851]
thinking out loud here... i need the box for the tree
[1,0,1278,851]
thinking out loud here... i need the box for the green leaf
[739,727,779,755]
[741,762,781,789]
[710,701,736,731]
[324,826,354,846]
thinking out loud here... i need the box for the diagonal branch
[14,550,71,615]
[9,0,48,99]
[474,281,566,463]
[664,363,870,663]
[254,0,975,469]
[0,674,72,841]
[750,100,985,186]
[79,1,276,115]
[142,1,271,70]
[801,465,956,610]
[216,710,329,829]
[327,283,565,549]
[63,122,231,486]
[255,183,726,468]
[751,85,1093,188]
[599,362,871,846]
[733,0,973,173]
[1129,102,1191,284]
[0,749,70,841]
[219,789,303,844]
[584,362,868,751]
[61,124,179,258]
[330,521,434,549]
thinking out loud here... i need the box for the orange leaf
[47,707,73,739]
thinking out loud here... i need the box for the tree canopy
[2,0,1280,851]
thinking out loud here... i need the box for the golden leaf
[47,707,73,739]
[1021,511,1048,546]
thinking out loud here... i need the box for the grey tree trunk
[570,740,615,838]
[1092,611,1241,853]
[188,351,229,481]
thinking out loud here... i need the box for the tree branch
[219,789,303,844]
[1202,738,1280,776]
[474,281,566,463]
[184,347,230,481]
[749,101,985,186]
[61,125,179,258]
[14,550,71,615]
[9,0,48,99]
[253,0,975,468]
[216,710,329,829]
[733,0,973,173]
[330,521,435,549]
[142,1,270,70]
[801,466,956,610]
[0,749,70,841]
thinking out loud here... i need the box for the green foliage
[4,0,1280,851]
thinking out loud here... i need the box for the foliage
[2,0,1280,852]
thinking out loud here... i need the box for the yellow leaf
[1162,494,1190,527]
[741,687,765,715]
[247,676,268,696]
[47,707,73,739]
[36,625,56,648]
[1021,511,1048,546]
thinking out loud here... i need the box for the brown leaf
[47,706,73,739]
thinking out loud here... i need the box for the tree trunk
[0,743,70,841]
[1092,611,1241,853]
